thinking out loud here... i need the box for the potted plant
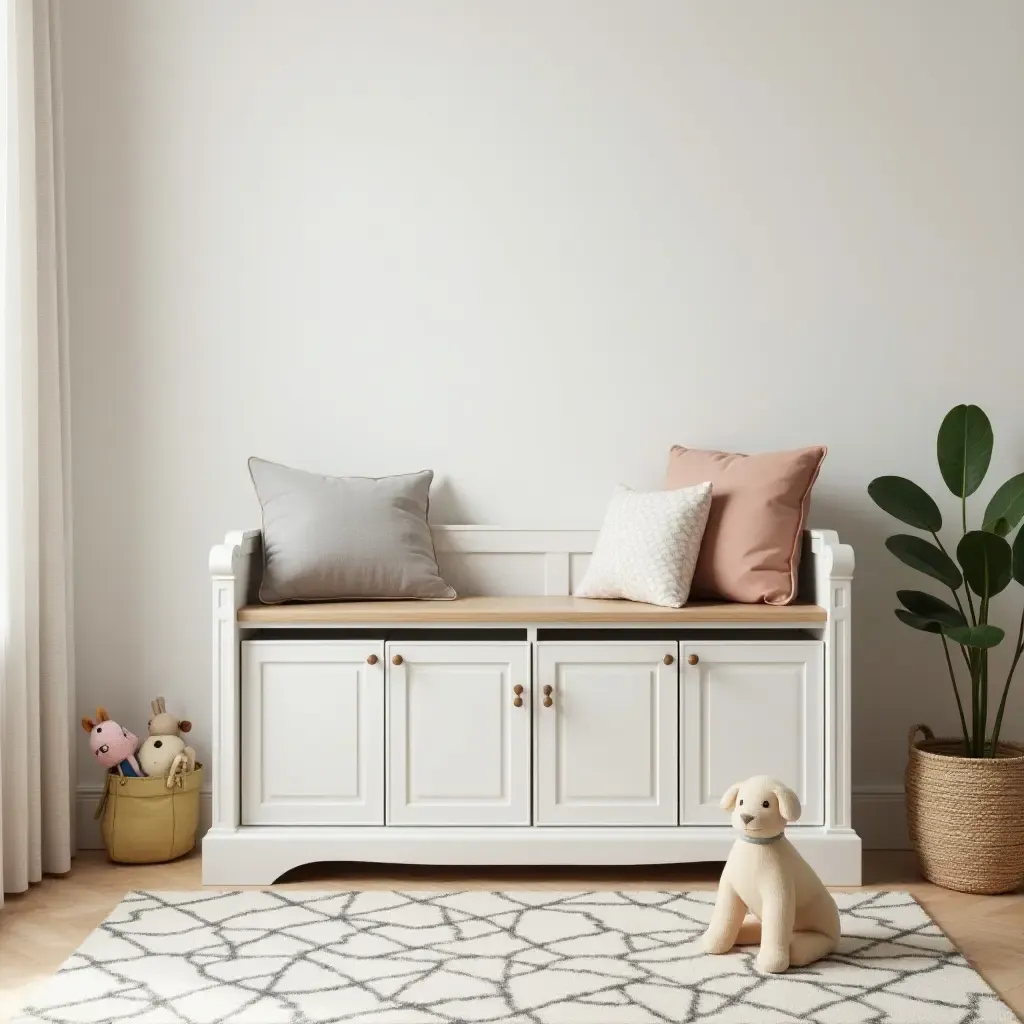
[868,403,1024,894]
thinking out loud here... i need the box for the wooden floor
[1,850,1021,1022]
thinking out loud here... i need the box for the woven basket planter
[906,725,1024,894]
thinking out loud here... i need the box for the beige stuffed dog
[702,775,840,973]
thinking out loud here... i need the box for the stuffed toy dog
[702,774,840,973]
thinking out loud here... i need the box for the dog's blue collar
[739,832,785,845]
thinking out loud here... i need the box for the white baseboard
[851,786,910,850]
[75,787,910,853]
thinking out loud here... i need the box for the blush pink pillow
[665,445,826,605]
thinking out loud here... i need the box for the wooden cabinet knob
[366,654,378,665]
[664,654,674,665]
[513,696,524,708]
[392,654,403,666]
[542,685,553,696]
[543,696,553,708]
[688,654,699,665]
[513,684,523,695]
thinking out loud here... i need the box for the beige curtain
[0,0,75,903]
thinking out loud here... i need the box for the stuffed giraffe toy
[81,707,143,777]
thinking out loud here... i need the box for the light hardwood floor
[2,850,1021,1022]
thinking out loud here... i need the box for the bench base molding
[202,826,862,887]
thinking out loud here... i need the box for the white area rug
[14,890,1018,1023]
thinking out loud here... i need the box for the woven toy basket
[905,726,1024,895]
[95,764,204,864]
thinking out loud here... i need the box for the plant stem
[940,633,971,754]
[957,496,981,626]
[954,637,971,675]
[990,603,1024,754]
[979,647,989,757]
[964,588,978,629]
[969,647,980,755]
[978,593,987,753]
[930,532,976,670]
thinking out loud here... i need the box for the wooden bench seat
[237,595,827,624]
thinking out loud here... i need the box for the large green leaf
[1013,522,1024,585]
[985,517,1010,538]
[886,534,963,589]
[956,530,1012,598]
[894,609,942,634]
[983,473,1024,533]
[937,404,993,498]
[942,623,1006,649]
[897,590,966,627]
[868,476,942,531]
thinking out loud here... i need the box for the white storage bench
[205,527,859,885]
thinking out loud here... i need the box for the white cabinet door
[681,643,824,825]
[535,643,678,826]
[387,643,530,825]
[241,641,384,825]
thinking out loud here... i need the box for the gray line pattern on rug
[14,890,1019,1023]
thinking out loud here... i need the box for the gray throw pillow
[249,458,457,603]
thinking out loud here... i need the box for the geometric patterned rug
[13,890,1018,1023]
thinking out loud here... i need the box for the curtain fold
[1,0,75,904]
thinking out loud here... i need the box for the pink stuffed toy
[81,707,144,777]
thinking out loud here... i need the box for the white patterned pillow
[576,483,713,608]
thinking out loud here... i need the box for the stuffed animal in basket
[147,696,193,740]
[81,708,143,777]
[139,696,196,783]
[137,734,194,780]
[702,775,840,973]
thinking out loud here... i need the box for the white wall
[60,1,1024,829]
